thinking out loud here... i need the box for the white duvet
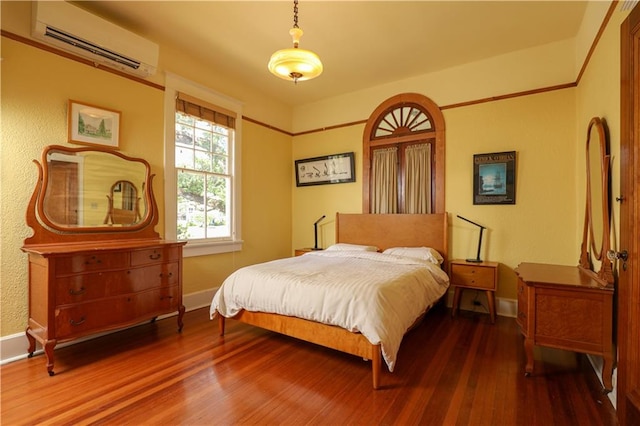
[209,250,450,371]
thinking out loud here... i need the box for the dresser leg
[177,305,185,332]
[43,340,56,376]
[602,351,614,392]
[524,337,534,376]
[26,327,36,356]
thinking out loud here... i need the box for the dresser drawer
[55,252,129,275]
[55,285,181,339]
[134,285,182,318]
[128,262,180,291]
[450,264,496,290]
[55,297,134,339]
[131,246,181,266]
[56,271,126,304]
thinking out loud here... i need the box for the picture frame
[295,152,356,187]
[68,100,121,149]
[473,151,516,205]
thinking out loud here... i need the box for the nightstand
[450,260,498,323]
[294,248,321,256]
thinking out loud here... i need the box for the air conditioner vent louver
[32,1,158,78]
[44,26,141,70]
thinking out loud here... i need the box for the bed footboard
[216,309,382,389]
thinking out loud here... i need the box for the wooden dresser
[23,240,184,375]
[515,262,614,392]
[22,145,186,376]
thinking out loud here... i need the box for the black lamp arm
[457,215,486,263]
[313,215,326,250]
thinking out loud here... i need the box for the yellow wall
[1,38,292,336]
[292,125,364,250]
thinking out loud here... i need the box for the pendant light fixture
[268,0,323,83]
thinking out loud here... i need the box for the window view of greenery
[175,112,232,240]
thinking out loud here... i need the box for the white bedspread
[209,251,450,371]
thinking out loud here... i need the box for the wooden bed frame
[216,213,448,389]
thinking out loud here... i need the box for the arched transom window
[363,93,445,214]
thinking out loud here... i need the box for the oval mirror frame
[579,117,614,287]
[30,145,156,235]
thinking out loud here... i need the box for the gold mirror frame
[579,117,614,287]
[25,145,159,244]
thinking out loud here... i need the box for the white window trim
[164,72,243,257]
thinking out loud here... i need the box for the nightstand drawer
[450,264,496,290]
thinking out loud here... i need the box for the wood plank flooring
[1,305,617,425]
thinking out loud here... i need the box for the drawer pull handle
[161,296,174,300]
[84,257,102,265]
[149,253,162,260]
[69,287,86,296]
[70,317,86,326]
[160,272,173,278]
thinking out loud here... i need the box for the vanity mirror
[26,144,157,243]
[579,117,614,287]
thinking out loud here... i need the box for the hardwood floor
[1,305,617,425]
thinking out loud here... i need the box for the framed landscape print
[473,151,516,205]
[68,100,121,149]
[295,152,355,187]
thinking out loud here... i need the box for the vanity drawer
[450,263,496,290]
[131,246,181,266]
[55,252,129,275]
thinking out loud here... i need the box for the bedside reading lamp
[313,215,326,250]
[457,215,486,263]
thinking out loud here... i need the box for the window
[362,93,445,214]
[164,74,242,257]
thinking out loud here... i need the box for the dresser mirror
[33,145,154,235]
[579,117,614,286]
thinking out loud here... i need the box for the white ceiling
[74,1,590,107]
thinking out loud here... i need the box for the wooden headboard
[335,213,448,264]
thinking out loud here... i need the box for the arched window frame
[362,93,446,214]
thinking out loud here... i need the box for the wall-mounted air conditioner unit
[32,1,159,78]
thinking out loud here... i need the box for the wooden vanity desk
[22,145,185,376]
[515,262,614,391]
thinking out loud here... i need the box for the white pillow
[383,247,444,264]
[325,243,379,252]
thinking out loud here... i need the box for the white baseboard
[0,287,218,365]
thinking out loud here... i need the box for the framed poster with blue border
[473,151,516,205]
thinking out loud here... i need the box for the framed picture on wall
[68,100,121,149]
[473,151,516,204]
[295,152,356,187]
